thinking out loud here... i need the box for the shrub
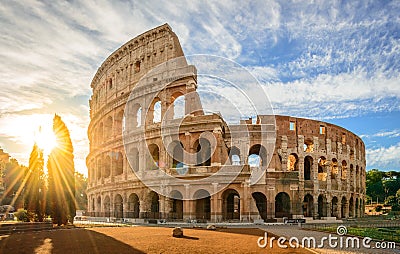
[14,209,29,222]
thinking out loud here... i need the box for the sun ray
[35,125,56,156]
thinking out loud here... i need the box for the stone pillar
[326,201,331,218]
[313,201,319,219]
[159,196,166,219]
[298,157,304,181]
[343,200,349,218]
[211,183,222,222]
[139,200,147,219]
[281,136,288,171]
[249,194,260,221]
[210,195,217,222]
[183,184,193,221]
[211,128,222,166]
[268,191,275,219]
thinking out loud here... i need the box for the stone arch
[355,198,359,217]
[252,192,267,221]
[127,193,140,218]
[350,164,354,181]
[270,153,282,171]
[105,116,113,139]
[96,157,102,180]
[331,158,338,179]
[304,156,313,180]
[248,144,268,167]
[151,98,162,123]
[115,110,124,135]
[228,146,241,165]
[331,196,338,218]
[194,189,211,220]
[355,165,360,190]
[104,195,111,217]
[318,194,327,218]
[287,153,299,171]
[135,105,142,127]
[194,138,211,166]
[170,190,183,220]
[97,196,101,214]
[341,196,347,218]
[114,194,123,218]
[341,160,347,180]
[113,151,123,175]
[168,141,184,168]
[148,191,160,219]
[104,155,111,178]
[318,156,326,172]
[303,194,314,217]
[147,144,160,170]
[349,196,354,217]
[129,148,139,172]
[275,192,291,218]
[304,138,314,152]
[171,92,185,119]
[222,189,240,220]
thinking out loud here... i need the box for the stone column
[313,201,319,219]
[139,200,147,219]
[210,195,216,222]
[326,201,331,218]
[343,200,349,218]
[267,191,275,220]
[241,182,250,221]
[298,157,304,181]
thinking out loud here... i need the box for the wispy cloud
[0,0,399,173]
[366,143,400,171]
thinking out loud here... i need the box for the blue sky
[0,0,399,175]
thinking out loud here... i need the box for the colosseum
[86,24,366,223]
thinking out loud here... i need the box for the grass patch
[312,226,400,243]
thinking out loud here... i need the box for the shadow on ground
[0,228,145,254]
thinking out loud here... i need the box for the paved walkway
[260,225,400,254]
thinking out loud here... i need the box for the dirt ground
[0,226,311,254]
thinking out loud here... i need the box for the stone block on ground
[172,227,183,238]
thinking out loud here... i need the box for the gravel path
[261,225,400,254]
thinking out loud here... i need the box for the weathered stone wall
[86,25,366,222]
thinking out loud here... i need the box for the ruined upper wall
[89,23,185,118]
[275,115,365,161]
[91,23,184,89]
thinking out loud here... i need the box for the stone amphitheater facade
[86,24,366,222]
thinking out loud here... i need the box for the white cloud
[0,0,399,175]
[261,69,400,118]
[366,143,400,170]
[361,130,400,139]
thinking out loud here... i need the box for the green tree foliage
[25,143,46,221]
[75,172,87,210]
[14,208,30,222]
[367,169,400,208]
[47,114,76,225]
[366,169,385,202]
[1,159,27,208]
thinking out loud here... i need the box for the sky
[0,0,399,175]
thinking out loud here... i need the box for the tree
[366,169,386,203]
[1,159,27,208]
[47,114,76,225]
[25,143,46,221]
[75,172,87,210]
